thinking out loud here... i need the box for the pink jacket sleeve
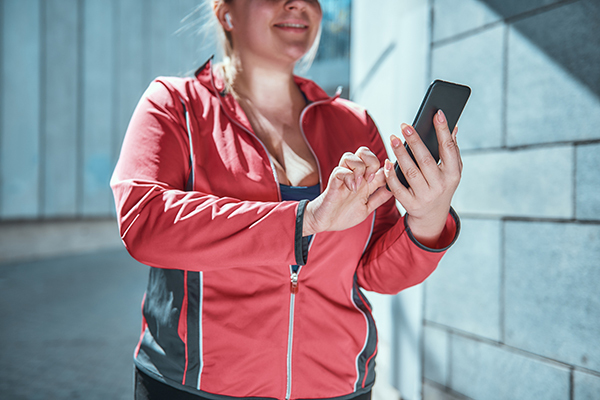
[356,114,460,295]
[111,81,300,272]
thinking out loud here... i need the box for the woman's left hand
[383,109,462,248]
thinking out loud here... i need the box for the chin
[277,45,312,64]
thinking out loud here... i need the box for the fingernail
[390,135,401,148]
[437,109,446,124]
[368,173,375,183]
[385,159,393,172]
[402,124,413,136]
[357,175,362,187]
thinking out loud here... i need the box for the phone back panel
[413,80,471,161]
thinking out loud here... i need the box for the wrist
[405,210,448,248]
[302,201,320,236]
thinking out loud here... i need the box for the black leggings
[135,367,372,400]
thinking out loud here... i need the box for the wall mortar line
[76,0,84,217]
[425,320,600,377]
[499,220,506,344]
[39,0,47,218]
[572,145,578,220]
[501,23,509,148]
[0,0,5,217]
[109,0,118,214]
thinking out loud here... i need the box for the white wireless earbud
[225,13,233,29]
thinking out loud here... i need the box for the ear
[214,2,233,32]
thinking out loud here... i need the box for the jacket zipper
[210,66,341,398]
[285,92,340,399]
[286,264,302,400]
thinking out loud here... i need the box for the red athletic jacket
[111,59,459,400]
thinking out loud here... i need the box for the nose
[284,0,309,11]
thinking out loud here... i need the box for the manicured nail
[437,109,446,124]
[390,135,401,148]
[402,124,413,136]
[385,159,393,172]
[367,173,375,183]
[357,175,362,187]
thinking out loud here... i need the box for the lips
[275,23,308,28]
[274,20,309,30]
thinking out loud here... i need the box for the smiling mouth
[275,23,308,29]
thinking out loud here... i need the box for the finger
[399,124,440,184]
[333,167,358,192]
[355,146,381,183]
[369,167,388,192]
[434,110,461,177]
[339,152,366,188]
[366,186,394,214]
[383,159,413,204]
[363,167,388,200]
[452,127,463,174]
[390,133,429,193]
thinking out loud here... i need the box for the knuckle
[449,171,461,186]
[405,167,420,180]
[419,156,435,168]
[332,166,346,176]
[392,187,404,198]
[356,146,370,155]
[443,139,457,151]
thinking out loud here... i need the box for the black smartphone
[390,80,471,189]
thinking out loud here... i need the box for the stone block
[433,0,501,42]
[481,0,564,20]
[43,0,79,217]
[425,219,501,341]
[431,25,504,151]
[423,381,469,400]
[453,146,573,218]
[115,0,148,165]
[1,0,41,218]
[451,335,570,400]
[424,326,449,385]
[576,143,600,221]
[574,370,600,400]
[505,221,600,373]
[506,1,600,146]
[82,0,115,216]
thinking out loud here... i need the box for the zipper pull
[290,271,299,294]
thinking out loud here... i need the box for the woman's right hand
[303,147,393,236]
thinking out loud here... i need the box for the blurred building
[351,0,600,399]
[0,0,351,263]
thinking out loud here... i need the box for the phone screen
[392,80,471,188]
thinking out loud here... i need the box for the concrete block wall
[423,0,600,399]
[0,0,207,221]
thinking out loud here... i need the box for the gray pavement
[0,248,148,399]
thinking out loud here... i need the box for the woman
[111,0,462,399]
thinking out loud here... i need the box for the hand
[383,109,462,247]
[303,147,393,235]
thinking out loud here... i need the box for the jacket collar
[194,57,339,135]
[194,57,334,104]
